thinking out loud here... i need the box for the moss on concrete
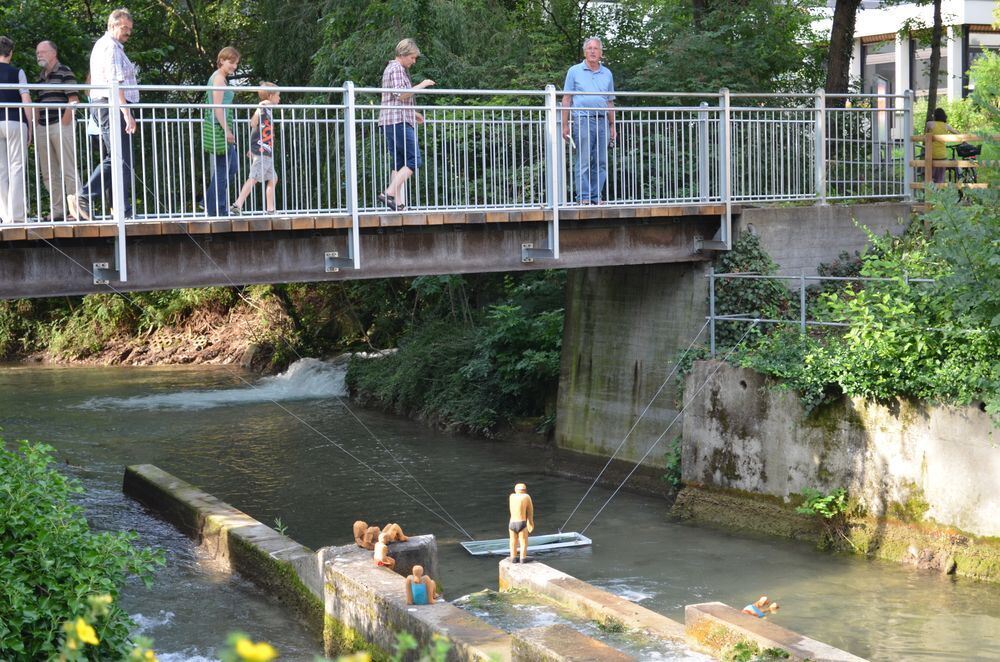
[676,485,1000,583]
[228,534,324,634]
[672,485,820,541]
[323,613,391,662]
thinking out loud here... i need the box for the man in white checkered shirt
[377,38,434,211]
[69,8,138,221]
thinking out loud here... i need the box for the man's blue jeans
[79,107,134,217]
[206,145,238,216]
[572,113,609,203]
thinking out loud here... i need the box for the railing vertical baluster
[800,274,807,335]
[709,266,717,358]
[814,87,827,205]
[719,88,731,248]
[902,90,914,202]
[345,82,360,268]
[107,79,128,281]
[545,83,560,259]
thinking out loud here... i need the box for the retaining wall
[681,362,999,537]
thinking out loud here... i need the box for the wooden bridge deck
[0,204,730,243]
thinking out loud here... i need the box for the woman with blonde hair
[377,38,435,211]
[203,46,240,216]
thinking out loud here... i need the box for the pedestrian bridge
[1,83,919,299]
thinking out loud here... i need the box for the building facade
[850,0,999,101]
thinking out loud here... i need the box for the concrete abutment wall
[554,203,910,469]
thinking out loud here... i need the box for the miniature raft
[460,532,592,556]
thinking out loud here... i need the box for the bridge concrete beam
[0,217,718,299]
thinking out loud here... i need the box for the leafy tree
[0,440,163,660]
[824,0,863,103]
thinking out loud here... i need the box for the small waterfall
[78,358,347,411]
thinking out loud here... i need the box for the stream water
[1,359,997,661]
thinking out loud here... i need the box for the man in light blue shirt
[561,37,616,204]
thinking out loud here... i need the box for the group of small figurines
[353,519,440,605]
[351,482,537,606]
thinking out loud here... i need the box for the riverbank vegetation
[0,440,163,659]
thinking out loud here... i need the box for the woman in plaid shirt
[377,39,434,211]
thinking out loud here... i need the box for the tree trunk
[825,0,863,108]
[925,0,944,124]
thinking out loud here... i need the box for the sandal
[377,193,399,211]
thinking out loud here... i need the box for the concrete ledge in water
[685,602,867,662]
[123,464,326,633]
[323,544,512,661]
[512,624,634,661]
[498,559,685,642]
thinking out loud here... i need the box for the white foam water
[78,358,346,411]
[130,610,175,635]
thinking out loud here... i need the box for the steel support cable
[124,163,476,540]
[558,318,710,533]
[578,320,761,535]
[21,228,476,540]
[170,221,476,541]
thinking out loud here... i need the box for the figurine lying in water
[353,520,409,550]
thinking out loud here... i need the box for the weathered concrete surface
[0,216,717,299]
[499,559,685,642]
[555,261,709,468]
[511,624,634,662]
[124,465,501,660]
[736,203,910,277]
[123,464,325,633]
[324,544,511,661]
[554,203,912,471]
[681,361,999,538]
[685,602,867,662]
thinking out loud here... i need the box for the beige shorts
[249,155,276,182]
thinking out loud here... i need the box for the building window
[910,45,948,96]
[862,40,896,94]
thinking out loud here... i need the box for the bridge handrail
[1,82,924,283]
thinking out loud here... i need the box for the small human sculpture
[382,522,409,543]
[373,531,395,569]
[353,520,369,548]
[508,482,534,563]
[742,596,779,619]
[354,520,408,550]
[404,564,439,605]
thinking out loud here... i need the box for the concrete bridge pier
[553,260,710,484]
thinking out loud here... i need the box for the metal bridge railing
[0,83,918,282]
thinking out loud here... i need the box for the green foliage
[596,616,627,634]
[387,632,451,662]
[726,641,791,662]
[795,487,861,551]
[795,487,850,520]
[635,0,824,94]
[0,440,163,660]
[347,272,565,435]
[712,232,793,349]
[662,436,683,489]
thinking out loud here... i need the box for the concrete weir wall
[122,465,511,661]
[555,203,910,469]
[681,361,999,538]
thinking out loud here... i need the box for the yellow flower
[75,618,100,646]
[92,595,114,606]
[234,637,278,662]
[67,638,78,651]
[144,650,158,661]
[340,654,371,662]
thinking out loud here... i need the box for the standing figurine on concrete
[508,482,534,563]
[405,564,439,605]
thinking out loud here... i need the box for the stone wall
[680,361,999,537]
[735,203,910,277]
[554,203,912,469]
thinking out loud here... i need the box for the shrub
[0,440,163,660]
